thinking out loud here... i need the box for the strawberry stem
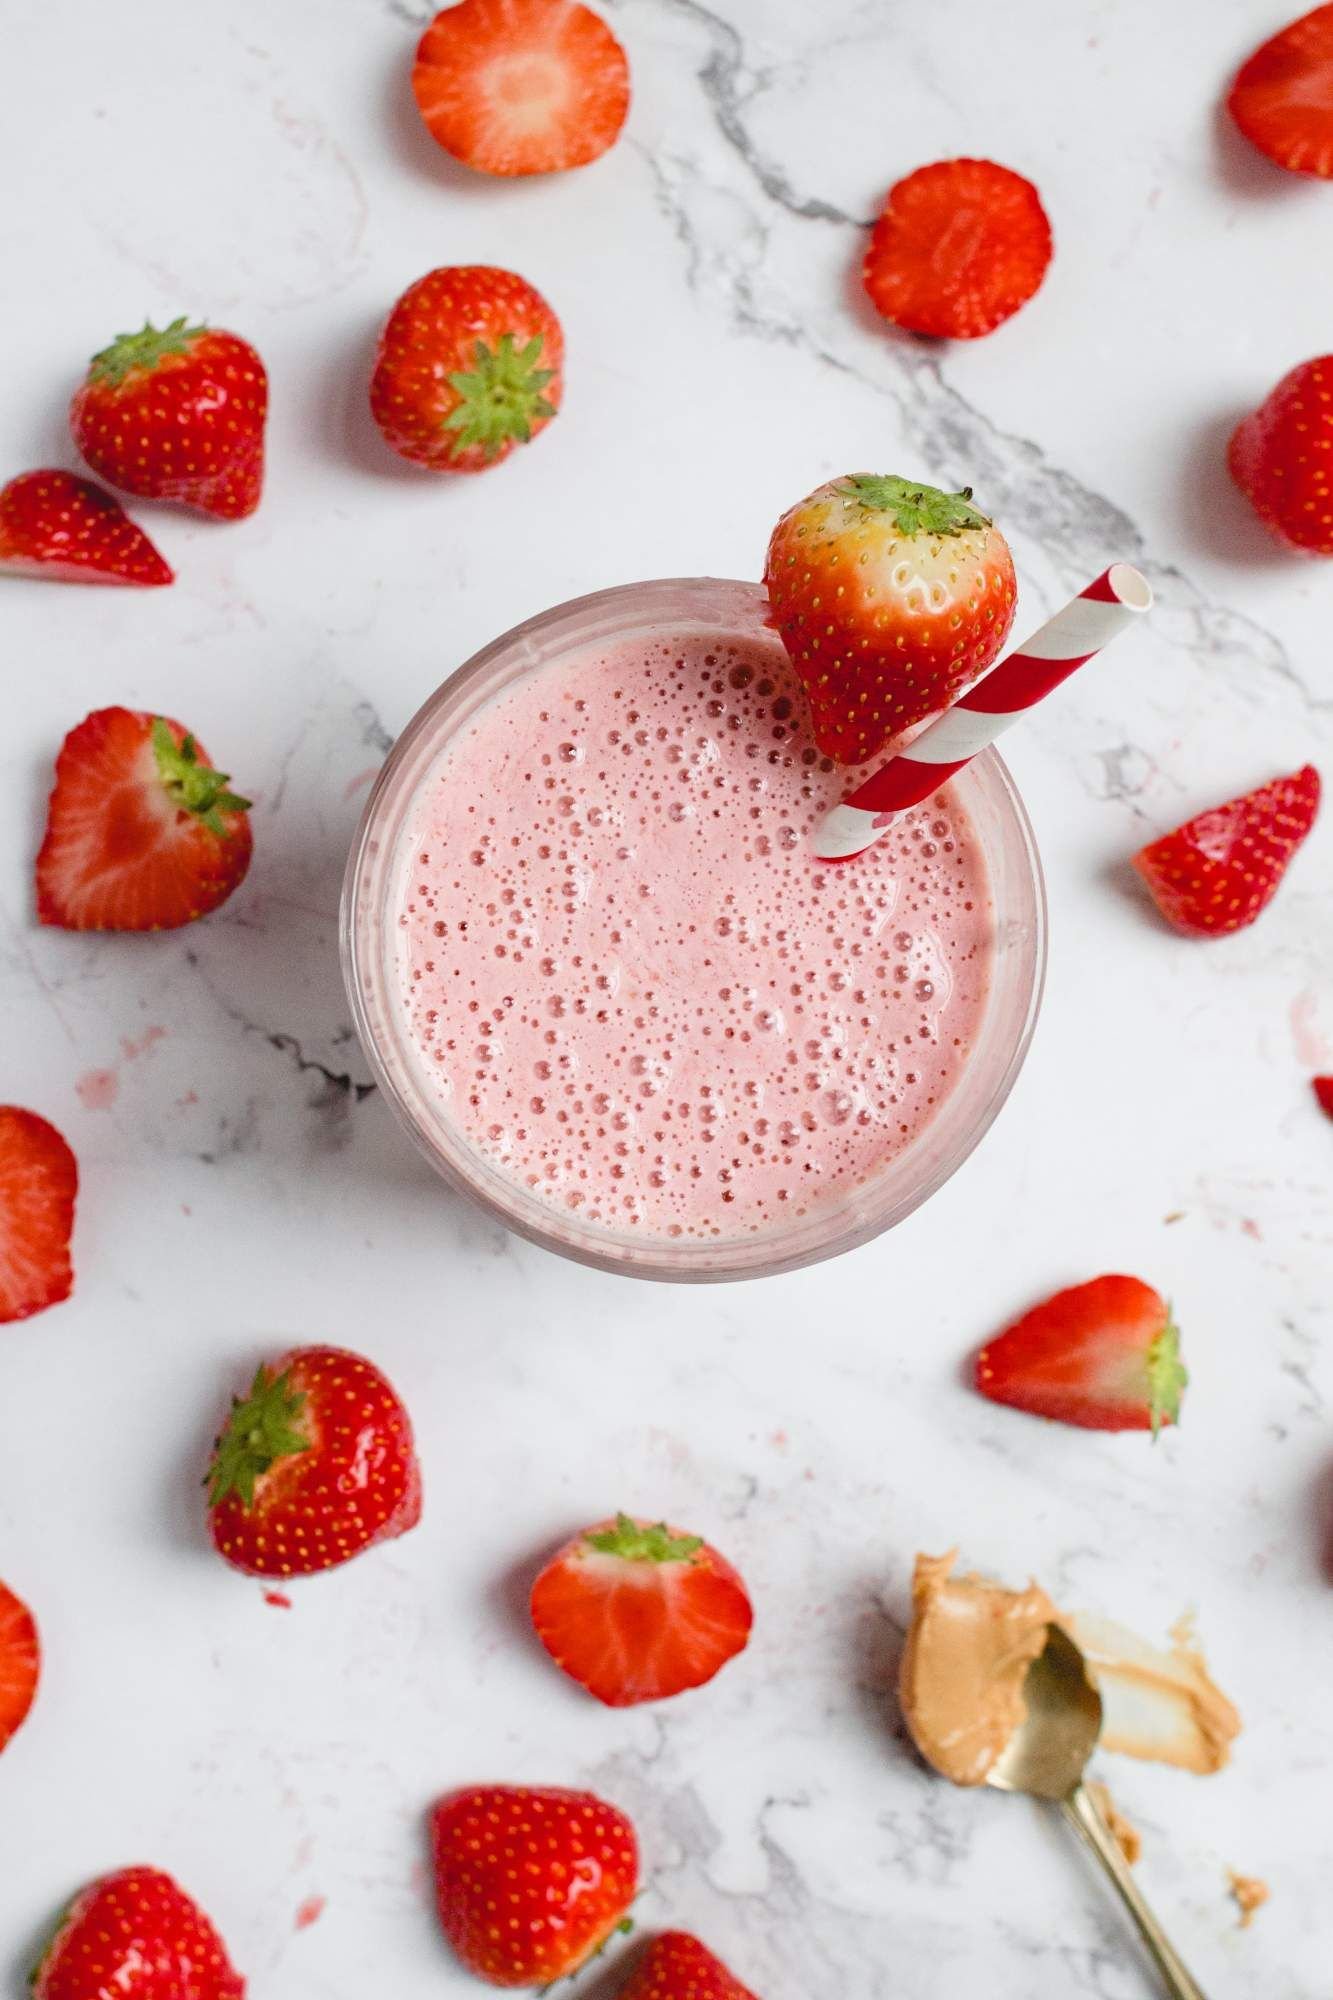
[152,720,251,839]
[88,316,205,386]
[1146,1316,1188,1438]
[584,1512,703,1562]
[840,473,990,537]
[444,334,556,461]
[207,1365,311,1510]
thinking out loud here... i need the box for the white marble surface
[1,0,1331,1993]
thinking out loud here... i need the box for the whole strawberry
[36,708,252,932]
[1230,357,1333,552]
[32,1866,244,1999]
[531,1512,753,1706]
[432,1784,637,1986]
[71,318,267,519]
[617,1933,760,2000]
[0,1107,77,1322]
[0,470,171,586]
[370,266,563,474]
[764,474,1016,762]
[1132,764,1320,936]
[207,1346,421,1577]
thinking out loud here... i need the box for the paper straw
[810,562,1153,863]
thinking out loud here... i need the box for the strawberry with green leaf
[370,266,563,474]
[207,1346,422,1577]
[975,1276,1187,1435]
[36,708,252,932]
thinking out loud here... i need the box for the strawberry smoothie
[390,621,994,1246]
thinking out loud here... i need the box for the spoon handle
[1062,1783,1208,2000]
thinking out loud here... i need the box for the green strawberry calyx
[207,1365,311,1510]
[584,1512,704,1563]
[153,719,251,839]
[1146,1315,1187,1440]
[88,316,206,386]
[445,334,556,461]
[841,473,991,537]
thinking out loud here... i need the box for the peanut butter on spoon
[900,1552,1240,1786]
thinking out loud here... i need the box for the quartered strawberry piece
[863,158,1053,340]
[1229,3,1333,177]
[0,1582,40,1753]
[530,1512,753,1707]
[1229,357,1333,553]
[413,0,630,177]
[32,1866,245,1999]
[71,318,267,520]
[207,1346,422,1578]
[617,1933,761,2000]
[431,1785,637,1986]
[370,265,563,474]
[36,708,253,932]
[975,1275,1187,1435]
[0,1108,77,1324]
[1132,764,1320,936]
[0,470,172,586]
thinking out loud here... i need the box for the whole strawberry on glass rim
[431,1784,637,1987]
[31,1866,245,1999]
[207,1345,421,1577]
[1229,357,1333,553]
[71,316,267,519]
[36,708,252,932]
[530,1511,753,1706]
[975,1275,1187,1435]
[764,473,1016,762]
[1132,764,1320,936]
[370,265,563,474]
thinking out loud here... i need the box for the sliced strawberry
[1229,357,1333,553]
[863,159,1053,340]
[617,1933,760,2000]
[530,1512,753,1707]
[1132,765,1320,937]
[1229,4,1333,177]
[975,1275,1187,1435]
[0,1108,77,1324]
[432,1784,637,1986]
[0,1582,40,1752]
[413,0,630,177]
[1313,1076,1333,1118]
[0,471,171,586]
[36,708,252,932]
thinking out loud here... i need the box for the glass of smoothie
[341,578,1045,1281]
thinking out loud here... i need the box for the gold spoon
[986,1624,1207,2000]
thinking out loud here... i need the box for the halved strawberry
[0,471,171,586]
[863,159,1053,340]
[1229,4,1333,177]
[413,0,630,177]
[1313,1076,1333,1118]
[530,1512,753,1707]
[0,1108,77,1324]
[975,1275,1187,1435]
[0,1582,40,1752]
[432,1785,637,1986]
[36,708,252,932]
[617,1933,759,2000]
[1132,765,1320,937]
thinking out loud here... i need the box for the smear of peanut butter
[1228,1871,1268,1928]
[1087,1782,1142,1865]
[898,1551,1058,1786]
[899,1551,1241,1786]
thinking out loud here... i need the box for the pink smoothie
[394,627,993,1243]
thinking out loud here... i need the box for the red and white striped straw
[810,562,1153,863]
